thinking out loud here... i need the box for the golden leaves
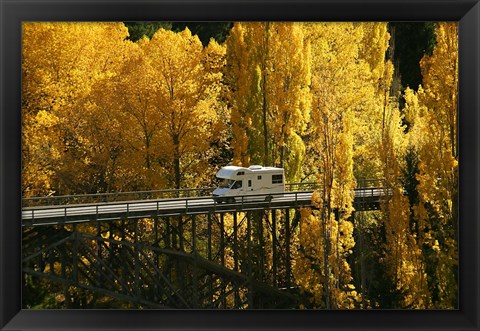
[391,22,459,309]
[294,206,360,308]
[225,22,310,179]
[23,23,225,194]
[22,22,458,309]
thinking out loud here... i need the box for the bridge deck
[22,188,388,226]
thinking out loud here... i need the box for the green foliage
[124,22,172,41]
[124,22,234,45]
[172,22,234,46]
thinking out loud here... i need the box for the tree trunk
[173,134,181,190]
[262,22,270,166]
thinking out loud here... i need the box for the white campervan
[212,165,285,203]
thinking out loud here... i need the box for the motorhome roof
[215,165,283,179]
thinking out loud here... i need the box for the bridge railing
[22,182,319,207]
[22,190,317,225]
[22,179,384,208]
[356,178,385,188]
[22,187,216,207]
[285,182,318,192]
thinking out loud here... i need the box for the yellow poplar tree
[293,23,367,309]
[22,22,131,195]
[264,23,311,181]
[225,23,252,166]
[354,22,393,180]
[380,100,429,308]
[80,75,137,192]
[405,22,458,308]
[114,40,167,189]
[142,28,223,189]
[201,38,229,180]
[225,22,310,182]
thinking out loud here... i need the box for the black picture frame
[1,0,479,330]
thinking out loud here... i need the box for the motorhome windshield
[220,179,235,188]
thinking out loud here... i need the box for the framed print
[1,0,479,330]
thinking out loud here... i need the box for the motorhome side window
[237,171,244,176]
[232,181,242,189]
[272,174,283,184]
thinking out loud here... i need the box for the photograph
[20,21,459,310]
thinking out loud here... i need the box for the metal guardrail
[22,191,315,226]
[22,187,216,207]
[356,178,385,188]
[22,179,385,208]
[22,183,317,207]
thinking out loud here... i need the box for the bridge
[22,181,386,226]
[22,180,388,309]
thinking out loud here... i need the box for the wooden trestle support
[22,208,310,309]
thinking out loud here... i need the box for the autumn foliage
[22,22,458,309]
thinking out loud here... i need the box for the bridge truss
[22,183,385,309]
[23,208,311,308]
